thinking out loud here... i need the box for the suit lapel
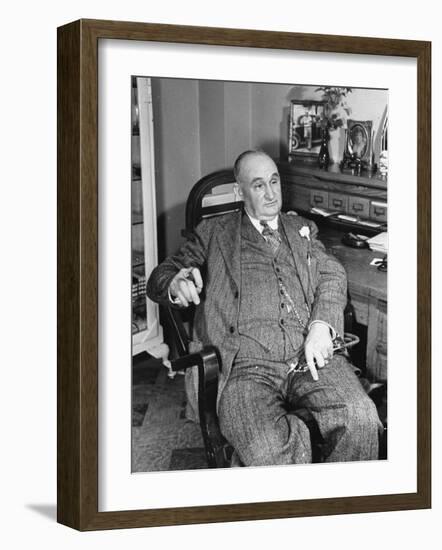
[279,214,312,302]
[215,211,312,300]
[216,210,242,290]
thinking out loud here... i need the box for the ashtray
[341,232,369,249]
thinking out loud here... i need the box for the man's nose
[264,184,275,199]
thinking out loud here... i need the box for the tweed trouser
[218,354,381,466]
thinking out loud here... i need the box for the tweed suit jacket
[146,209,347,414]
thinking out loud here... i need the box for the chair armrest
[170,345,220,432]
[170,345,219,374]
[164,305,192,356]
[171,346,228,468]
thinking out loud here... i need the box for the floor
[131,352,207,472]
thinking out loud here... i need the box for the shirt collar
[245,210,279,233]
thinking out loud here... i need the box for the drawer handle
[374,207,385,215]
[352,203,363,212]
[332,199,343,207]
[313,195,324,204]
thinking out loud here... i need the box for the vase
[328,128,345,168]
[317,130,330,170]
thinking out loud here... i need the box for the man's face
[235,154,282,221]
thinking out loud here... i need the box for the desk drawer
[372,351,387,382]
[370,201,387,223]
[351,297,369,326]
[366,298,388,382]
[310,189,328,208]
[328,192,348,212]
[348,196,370,218]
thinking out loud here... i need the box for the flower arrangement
[316,86,352,130]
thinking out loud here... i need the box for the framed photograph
[57,19,431,530]
[342,119,375,171]
[288,99,325,162]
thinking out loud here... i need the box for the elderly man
[147,150,381,466]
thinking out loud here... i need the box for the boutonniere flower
[299,226,310,241]
[299,226,312,265]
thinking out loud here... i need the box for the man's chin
[263,203,281,216]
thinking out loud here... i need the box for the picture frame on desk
[342,119,376,173]
[288,99,326,163]
[57,19,431,531]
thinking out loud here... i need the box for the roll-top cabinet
[279,162,387,230]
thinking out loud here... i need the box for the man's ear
[233,182,243,200]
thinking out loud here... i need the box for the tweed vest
[235,214,310,365]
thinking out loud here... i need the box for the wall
[199,79,226,174]
[2,1,440,549]
[151,78,201,259]
[152,79,387,257]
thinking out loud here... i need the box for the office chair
[162,168,384,468]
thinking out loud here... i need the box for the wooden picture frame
[57,18,431,530]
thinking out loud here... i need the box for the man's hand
[304,322,333,381]
[169,267,203,307]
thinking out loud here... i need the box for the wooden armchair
[162,168,384,468]
[164,169,239,467]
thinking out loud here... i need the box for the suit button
[280,319,285,325]
[234,291,239,299]
[229,326,235,333]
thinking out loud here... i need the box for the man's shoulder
[280,211,315,229]
[196,209,241,231]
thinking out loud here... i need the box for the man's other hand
[304,322,333,381]
[169,267,203,307]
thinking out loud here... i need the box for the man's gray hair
[233,150,272,183]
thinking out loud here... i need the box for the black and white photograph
[131,76,388,473]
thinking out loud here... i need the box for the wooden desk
[319,228,387,382]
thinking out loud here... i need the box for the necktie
[260,221,281,254]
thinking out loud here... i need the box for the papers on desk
[311,207,340,217]
[366,232,388,254]
[336,214,382,228]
